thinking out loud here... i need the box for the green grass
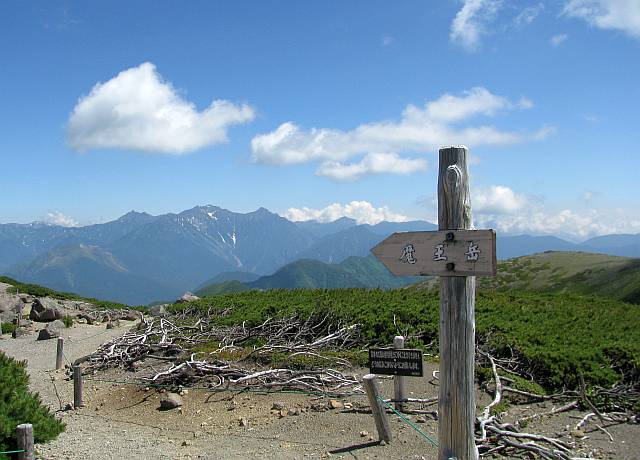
[413,251,640,305]
[171,288,640,391]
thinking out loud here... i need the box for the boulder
[160,392,183,410]
[12,327,30,338]
[0,296,22,323]
[149,304,168,317]
[30,298,62,322]
[37,320,65,340]
[176,292,200,304]
[123,310,140,321]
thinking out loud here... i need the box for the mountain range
[1,205,639,304]
[195,255,420,296]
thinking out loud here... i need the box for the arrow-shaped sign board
[371,229,496,277]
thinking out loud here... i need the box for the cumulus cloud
[450,0,503,50]
[563,0,640,38]
[68,62,255,154]
[316,153,428,181]
[251,87,549,180]
[44,211,79,227]
[469,184,640,239]
[473,185,529,214]
[283,201,409,225]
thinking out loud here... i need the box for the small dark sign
[368,348,423,377]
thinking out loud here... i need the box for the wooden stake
[55,337,64,370]
[363,374,392,443]
[73,365,83,408]
[16,423,35,460]
[393,336,406,412]
[437,146,478,460]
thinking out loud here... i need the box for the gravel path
[0,322,441,459]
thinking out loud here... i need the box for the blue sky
[1,0,638,241]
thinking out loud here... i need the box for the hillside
[413,251,640,304]
[195,255,420,295]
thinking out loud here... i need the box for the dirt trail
[1,319,639,459]
[0,321,442,459]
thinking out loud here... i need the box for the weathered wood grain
[371,229,496,277]
[437,146,478,460]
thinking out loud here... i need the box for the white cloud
[450,0,503,51]
[316,153,428,181]
[469,184,640,239]
[68,62,255,154]
[251,87,549,178]
[44,211,79,227]
[473,185,528,214]
[513,3,545,27]
[563,0,640,38]
[550,33,569,46]
[283,201,409,225]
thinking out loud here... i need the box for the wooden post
[73,365,83,408]
[16,423,35,460]
[393,336,406,412]
[55,337,64,370]
[363,374,392,443]
[437,146,478,460]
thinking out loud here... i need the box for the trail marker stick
[393,336,406,412]
[16,423,35,460]
[55,337,64,370]
[363,374,392,443]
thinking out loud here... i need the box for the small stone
[359,431,369,437]
[287,408,299,416]
[193,431,202,438]
[343,402,353,410]
[379,440,387,446]
[201,421,208,427]
[271,401,286,411]
[159,392,183,410]
[279,409,288,418]
[570,429,585,438]
[415,416,427,424]
[181,440,191,447]
[328,399,344,410]
[239,417,248,427]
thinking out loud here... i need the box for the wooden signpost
[371,146,496,460]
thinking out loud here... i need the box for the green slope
[413,251,640,304]
[195,256,420,296]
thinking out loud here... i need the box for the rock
[0,296,22,323]
[106,322,115,329]
[570,429,585,438]
[328,399,344,410]
[359,431,369,438]
[149,304,168,317]
[37,320,65,340]
[12,327,30,338]
[279,409,288,418]
[239,417,248,427]
[176,292,200,303]
[181,440,191,447]
[123,311,140,321]
[271,401,286,411]
[30,298,62,322]
[379,440,387,446]
[159,392,183,410]
[415,416,427,424]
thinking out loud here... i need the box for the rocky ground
[0,283,638,459]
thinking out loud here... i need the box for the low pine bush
[0,352,64,456]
